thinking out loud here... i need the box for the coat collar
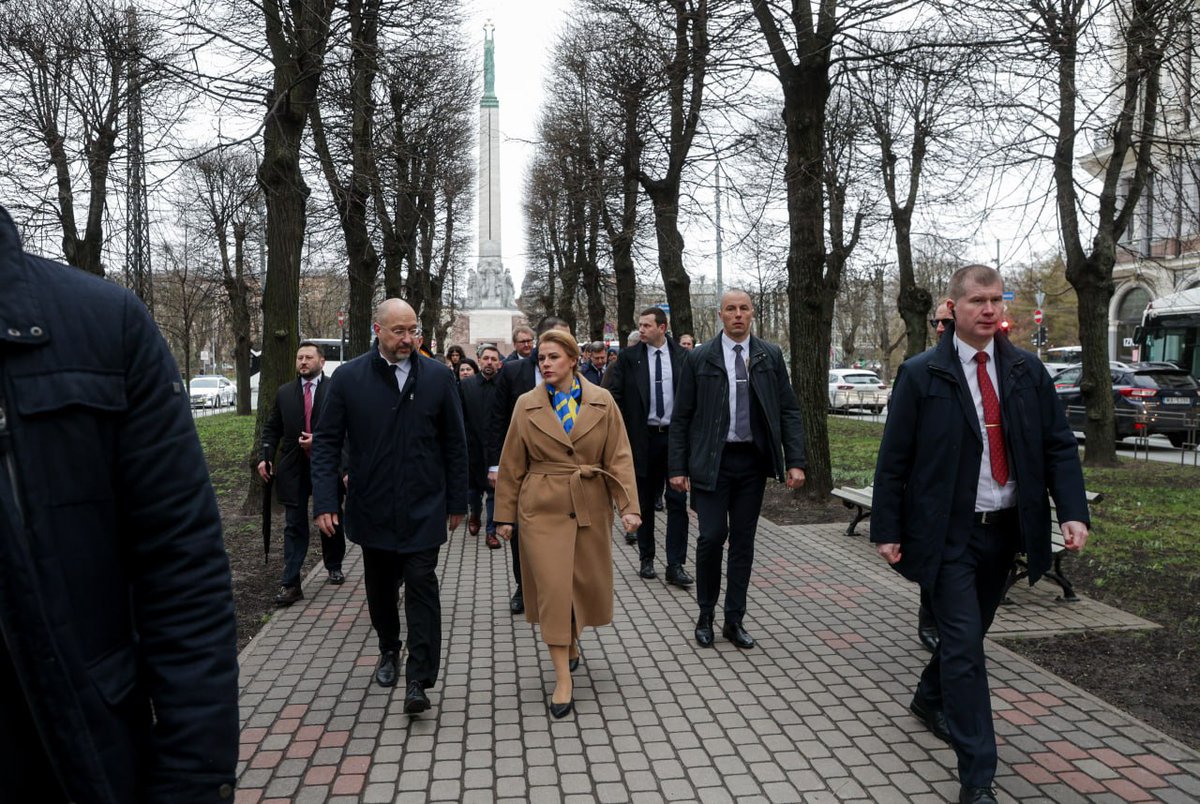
[0,207,51,347]
[523,375,609,448]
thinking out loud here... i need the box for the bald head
[373,298,419,363]
[719,288,755,341]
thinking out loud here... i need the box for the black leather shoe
[273,585,303,607]
[958,786,997,804]
[549,697,574,719]
[722,622,755,649]
[665,564,693,587]
[695,614,714,647]
[910,695,951,743]
[639,559,657,579]
[510,587,525,615]
[374,651,398,688]
[327,570,345,585]
[403,680,430,714]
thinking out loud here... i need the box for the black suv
[1054,362,1199,448]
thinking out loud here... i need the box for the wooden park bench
[832,485,1102,602]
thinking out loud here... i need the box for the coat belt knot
[526,460,633,528]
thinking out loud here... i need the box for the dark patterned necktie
[974,352,1008,486]
[733,344,751,441]
[654,349,665,420]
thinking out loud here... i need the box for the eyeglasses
[386,326,421,338]
[929,318,954,330]
[514,338,534,345]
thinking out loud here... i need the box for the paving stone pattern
[236,516,1197,803]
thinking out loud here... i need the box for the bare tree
[183,147,261,414]
[155,233,216,384]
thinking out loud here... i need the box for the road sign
[1002,291,1015,301]
[337,311,345,328]
[1035,290,1045,307]
[1034,309,1043,324]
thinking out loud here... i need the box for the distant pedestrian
[679,333,696,350]
[604,307,693,587]
[457,357,478,382]
[494,329,641,718]
[461,345,503,547]
[669,289,807,650]
[312,299,467,716]
[258,341,348,606]
[871,264,1088,804]
[0,204,238,802]
[608,346,620,367]
[446,344,466,371]
[581,340,606,385]
[506,325,535,362]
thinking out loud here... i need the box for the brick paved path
[235,517,1199,803]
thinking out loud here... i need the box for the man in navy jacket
[312,299,466,716]
[872,265,1089,804]
[0,205,238,802]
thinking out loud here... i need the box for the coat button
[566,448,574,456]
[569,512,576,519]
[218,783,233,799]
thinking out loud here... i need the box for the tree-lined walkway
[235,515,1199,803]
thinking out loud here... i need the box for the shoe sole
[404,699,430,714]
[375,675,397,688]
[909,702,951,743]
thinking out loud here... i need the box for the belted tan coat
[494,376,640,645]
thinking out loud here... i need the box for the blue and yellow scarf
[550,377,582,434]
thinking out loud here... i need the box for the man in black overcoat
[258,341,347,604]
[486,316,571,615]
[0,205,237,802]
[460,344,503,548]
[312,299,467,716]
[604,307,692,586]
[871,264,1089,804]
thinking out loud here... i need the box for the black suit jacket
[603,340,686,477]
[487,350,540,468]
[261,373,330,507]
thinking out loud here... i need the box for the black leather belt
[648,423,669,433]
[974,508,1016,525]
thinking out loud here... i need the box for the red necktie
[303,381,314,439]
[974,352,1008,486]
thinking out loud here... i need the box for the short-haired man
[605,307,693,586]
[487,316,572,615]
[259,341,348,604]
[507,325,535,362]
[678,333,696,350]
[872,265,1088,804]
[669,289,807,650]
[582,341,606,385]
[312,299,467,716]
[462,344,504,549]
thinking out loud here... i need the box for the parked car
[189,375,236,409]
[828,369,890,413]
[1054,362,1199,448]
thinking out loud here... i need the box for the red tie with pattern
[974,352,1008,486]
[303,381,314,455]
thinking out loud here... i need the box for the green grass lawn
[824,416,1200,632]
[194,413,256,499]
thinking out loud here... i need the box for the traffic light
[1030,325,1048,347]
[998,319,1011,336]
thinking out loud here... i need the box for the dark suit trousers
[917,518,1020,788]
[691,443,766,624]
[362,545,442,687]
[282,493,346,588]
[637,428,688,565]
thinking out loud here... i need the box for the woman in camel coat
[494,329,641,718]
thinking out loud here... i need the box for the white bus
[1136,288,1200,379]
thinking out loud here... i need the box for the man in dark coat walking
[0,205,238,802]
[871,264,1089,804]
[258,341,347,604]
[312,299,467,716]
[669,289,807,650]
[604,307,692,586]
[486,316,571,615]
[460,343,503,548]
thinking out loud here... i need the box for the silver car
[189,376,236,408]
[828,369,890,413]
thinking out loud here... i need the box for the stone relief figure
[502,274,515,308]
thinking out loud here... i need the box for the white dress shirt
[953,335,1017,512]
[646,342,674,427]
[721,332,753,443]
[378,347,412,391]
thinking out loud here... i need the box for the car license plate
[1161,397,1191,405]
